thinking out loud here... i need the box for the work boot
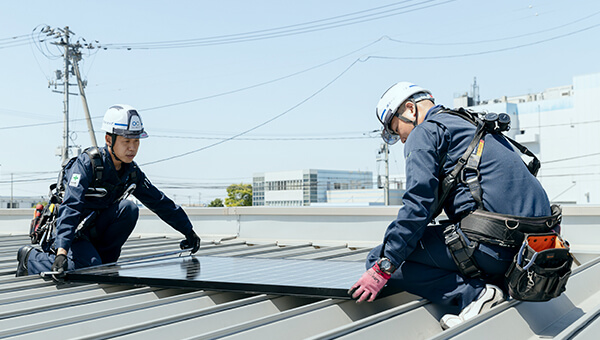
[440,284,505,330]
[16,245,34,277]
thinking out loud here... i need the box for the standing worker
[348,82,556,329]
[17,104,201,277]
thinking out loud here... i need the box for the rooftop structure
[1,205,599,339]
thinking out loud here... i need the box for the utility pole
[60,27,71,165]
[72,54,97,147]
[10,173,13,209]
[43,26,99,164]
[377,142,390,205]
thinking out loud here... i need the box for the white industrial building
[324,188,403,206]
[0,196,44,209]
[455,72,600,205]
[252,169,374,206]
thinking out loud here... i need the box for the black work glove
[180,231,201,254]
[51,254,68,282]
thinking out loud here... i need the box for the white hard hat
[101,104,148,139]
[375,82,434,144]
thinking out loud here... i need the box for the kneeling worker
[17,104,201,277]
[349,82,554,329]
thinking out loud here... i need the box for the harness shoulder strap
[84,147,104,187]
[431,117,486,220]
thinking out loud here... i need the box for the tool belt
[459,204,562,248]
[505,233,572,301]
[444,205,563,278]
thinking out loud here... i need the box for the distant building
[0,196,45,209]
[454,72,600,205]
[324,188,403,206]
[252,169,374,206]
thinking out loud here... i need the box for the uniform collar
[423,105,445,120]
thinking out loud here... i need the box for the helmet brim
[113,128,149,139]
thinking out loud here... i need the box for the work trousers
[27,200,139,275]
[367,225,516,312]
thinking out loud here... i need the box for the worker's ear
[105,134,112,147]
[404,101,416,119]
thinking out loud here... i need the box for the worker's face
[108,135,140,163]
[389,103,416,144]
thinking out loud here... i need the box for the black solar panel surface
[66,255,367,299]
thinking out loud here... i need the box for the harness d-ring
[505,220,520,230]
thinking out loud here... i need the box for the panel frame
[65,255,370,300]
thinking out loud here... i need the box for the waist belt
[460,204,562,247]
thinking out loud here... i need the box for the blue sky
[1,0,599,204]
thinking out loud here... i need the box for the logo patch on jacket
[69,173,81,187]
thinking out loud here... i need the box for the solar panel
[65,256,367,299]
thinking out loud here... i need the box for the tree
[208,198,224,207]
[225,183,252,206]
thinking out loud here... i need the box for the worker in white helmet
[349,82,557,330]
[18,104,201,278]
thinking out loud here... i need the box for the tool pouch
[505,232,573,301]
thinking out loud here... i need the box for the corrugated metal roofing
[1,233,599,339]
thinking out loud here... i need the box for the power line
[520,119,600,129]
[542,152,600,165]
[384,9,600,46]
[140,37,383,111]
[149,134,377,141]
[1,37,382,130]
[5,17,598,131]
[0,33,30,42]
[101,0,454,50]
[141,58,363,166]
[370,22,600,60]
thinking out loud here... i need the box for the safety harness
[429,108,563,280]
[430,108,540,220]
[29,147,138,253]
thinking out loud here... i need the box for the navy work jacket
[55,146,193,252]
[381,105,551,267]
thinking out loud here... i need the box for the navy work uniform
[366,105,551,312]
[27,146,194,274]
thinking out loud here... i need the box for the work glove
[51,254,68,282]
[348,263,390,303]
[180,230,201,254]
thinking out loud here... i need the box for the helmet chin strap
[109,134,123,164]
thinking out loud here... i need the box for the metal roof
[1,232,600,340]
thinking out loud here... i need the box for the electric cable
[542,152,600,165]
[141,58,362,166]
[370,22,600,60]
[4,17,597,131]
[385,9,600,46]
[140,37,383,111]
[149,134,377,141]
[101,0,453,50]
